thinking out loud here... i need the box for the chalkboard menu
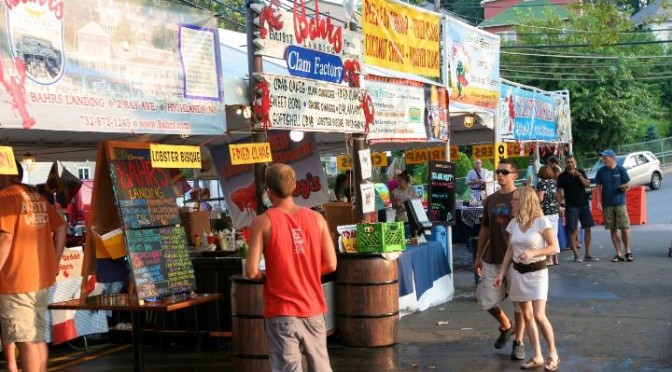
[428,161,456,224]
[110,160,181,229]
[125,226,196,300]
[106,151,196,301]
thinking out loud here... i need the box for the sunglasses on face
[495,169,514,175]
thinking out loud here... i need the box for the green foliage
[165,0,245,32]
[503,1,670,159]
[455,152,472,178]
[443,0,484,25]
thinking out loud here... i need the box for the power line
[502,50,672,59]
[501,73,672,81]
[502,39,672,49]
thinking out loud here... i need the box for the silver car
[586,151,663,191]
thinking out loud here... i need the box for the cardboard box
[180,211,211,246]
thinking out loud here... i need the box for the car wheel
[649,172,662,190]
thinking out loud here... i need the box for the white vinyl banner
[366,77,429,143]
[262,73,367,133]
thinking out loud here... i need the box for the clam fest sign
[252,0,372,133]
[0,0,224,134]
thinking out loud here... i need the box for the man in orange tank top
[246,163,337,371]
[0,160,67,372]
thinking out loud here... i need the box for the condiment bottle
[193,233,201,247]
[200,230,208,247]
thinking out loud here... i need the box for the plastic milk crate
[356,222,406,253]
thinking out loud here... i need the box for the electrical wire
[503,39,672,49]
[502,50,672,59]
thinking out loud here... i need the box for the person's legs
[518,301,543,367]
[17,341,44,372]
[532,300,557,359]
[300,316,332,372]
[578,206,596,259]
[622,228,631,254]
[584,228,593,257]
[566,208,581,260]
[265,316,303,371]
[3,342,18,372]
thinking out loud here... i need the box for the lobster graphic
[360,92,374,133]
[254,80,272,130]
[0,56,36,129]
[258,0,284,39]
[230,180,258,216]
[343,60,361,88]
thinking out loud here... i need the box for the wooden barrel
[336,253,399,347]
[231,275,268,371]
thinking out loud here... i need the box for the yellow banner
[229,143,272,165]
[450,146,458,160]
[337,153,387,171]
[0,146,18,175]
[472,144,494,160]
[405,147,445,164]
[149,144,202,168]
[363,0,441,77]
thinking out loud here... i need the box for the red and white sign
[252,0,362,63]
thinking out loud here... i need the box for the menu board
[110,160,181,229]
[428,161,456,224]
[125,226,196,300]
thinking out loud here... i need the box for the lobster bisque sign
[0,146,18,175]
[251,0,363,63]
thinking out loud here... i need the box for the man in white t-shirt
[466,159,492,200]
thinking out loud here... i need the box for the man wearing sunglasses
[475,159,526,361]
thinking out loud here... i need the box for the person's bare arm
[474,225,489,277]
[317,212,337,275]
[595,184,603,210]
[0,231,12,272]
[246,214,269,280]
[53,224,67,268]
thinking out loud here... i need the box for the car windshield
[589,156,625,171]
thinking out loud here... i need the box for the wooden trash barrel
[231,275,268,371]
[336,253,399,347]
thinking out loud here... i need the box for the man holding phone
[594,149,633,262]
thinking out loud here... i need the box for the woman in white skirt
[494,186,560,371]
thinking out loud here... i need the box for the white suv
[586,151,663,191]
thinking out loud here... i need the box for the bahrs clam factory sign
[251,0,363,64]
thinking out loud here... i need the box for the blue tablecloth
[398,241,450,299]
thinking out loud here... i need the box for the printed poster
[366,75,448,143]
[359,148,372,180]
[446,18,501,110]
[362,0,441,77]
[360,183,375,214]
[0,0,224,134]
[499,83,558,142]
[210,132,330,229]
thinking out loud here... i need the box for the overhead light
[243,106,252,119]
[22,152,35,166]
[235,107,243,115]
[180,133,190,139]
[463,114,475,128]
[289,131,304,142]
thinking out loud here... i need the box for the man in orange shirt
[0,160,66,372]
[246,163,337,371]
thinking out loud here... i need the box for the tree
[501,2,669,158]
[165,0,245,32]
[443,0,484,25]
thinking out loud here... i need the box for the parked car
[585,151,663,194]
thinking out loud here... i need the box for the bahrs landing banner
[209,132,330,229]
[0,0,225,134]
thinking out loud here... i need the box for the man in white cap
[594,149,633,262]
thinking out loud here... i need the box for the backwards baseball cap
[601,149,616,158]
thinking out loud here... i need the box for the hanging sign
[337,152,387,171]
[405,147,445,165]
[446,18,501,109]
[362,0,441,77]
[150,144,202,169]
[252,0,362,63]
[0,147,18,175]
[472,144,494,160]
[0,0,224,134]
[286,45,345,84]
[499,83,558,142]
[366,75,448,144]
[450,145,458,160]
[229,143,273,165]
[261,73,367,133]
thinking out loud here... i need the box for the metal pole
[246,0,266,215]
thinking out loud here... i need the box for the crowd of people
[473,149,634,372]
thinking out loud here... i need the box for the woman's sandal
[521,358,544,370]
[543,356,560,372]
